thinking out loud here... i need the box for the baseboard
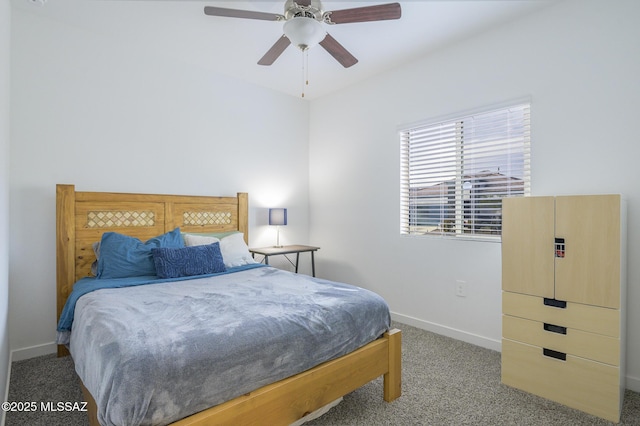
[2,350,12,426]
[390,311,501,352]
[10,341,56,362]
[627,375,640,393]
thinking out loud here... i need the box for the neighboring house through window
[400,101,531,239]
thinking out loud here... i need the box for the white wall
[9,9,312,359]
[309,0,640,391]
[1,0,11,417]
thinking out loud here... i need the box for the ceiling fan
[204,1,402,68]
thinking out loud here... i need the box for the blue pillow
[151,243,227,279]
[96,228,184,279]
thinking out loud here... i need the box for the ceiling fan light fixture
[283,17,326,51]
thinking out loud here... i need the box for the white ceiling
[12,0,560,99]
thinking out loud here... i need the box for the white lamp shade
[283,17,326,51]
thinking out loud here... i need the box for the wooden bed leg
[80,379,100,426]
[383,328,401,402]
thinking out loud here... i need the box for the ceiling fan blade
[325,3,401,24]
[319,34,358,68]
[258,36,292,66]
[204,6,284,21]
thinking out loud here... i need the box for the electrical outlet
[455,280,467,297]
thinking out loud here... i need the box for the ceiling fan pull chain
[301,49,309,98]
[305,49,310,86]
[301,51,305,98]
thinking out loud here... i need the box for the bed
[55,184,401,426]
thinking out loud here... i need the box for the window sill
[401,233,502,243]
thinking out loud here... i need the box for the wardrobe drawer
[502,315,620,366]
[502,291,619,337]
[501,339,621,423]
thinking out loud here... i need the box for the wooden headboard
[56,184,248,354]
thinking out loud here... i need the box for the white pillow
[184,233,255,268]
[219,233,256,267]
[183,234,220,247]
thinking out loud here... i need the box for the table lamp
[269,208,287,247]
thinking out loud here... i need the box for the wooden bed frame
[56,184,401,426]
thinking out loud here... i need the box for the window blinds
[400,103,530,238]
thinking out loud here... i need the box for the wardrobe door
[502,196,555,298]
[555,195,621,308]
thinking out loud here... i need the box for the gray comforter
[69,266,390,425]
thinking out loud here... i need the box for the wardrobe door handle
[543,348,566,361]
[544,323,567,335]
[543,298,567,309]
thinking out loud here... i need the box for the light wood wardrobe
[501,194,626,422]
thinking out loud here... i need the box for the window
[400,102,530,239]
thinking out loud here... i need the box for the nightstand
[249,245,320,277]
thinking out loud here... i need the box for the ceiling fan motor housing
[284,0,324,21]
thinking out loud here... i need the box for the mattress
[63,266,391,425]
